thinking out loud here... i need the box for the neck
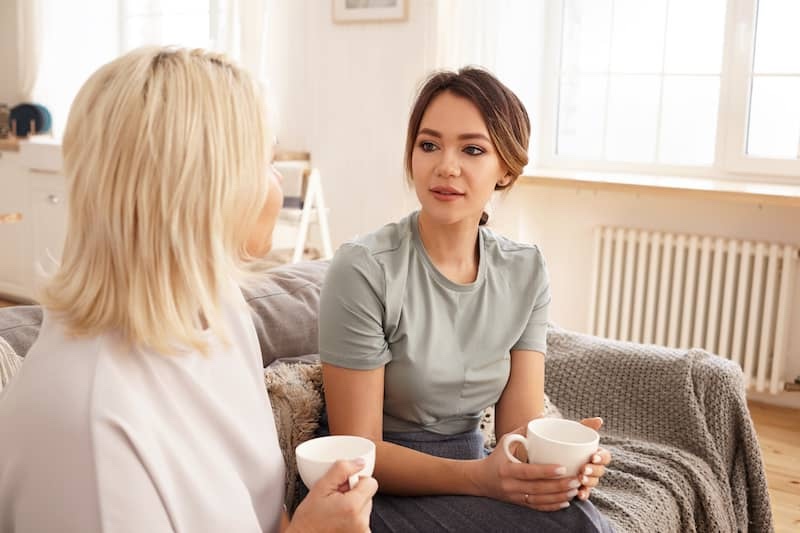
[417,211,480,283]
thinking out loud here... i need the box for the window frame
[535,0,800,183]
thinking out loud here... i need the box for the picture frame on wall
[332,0,408,23]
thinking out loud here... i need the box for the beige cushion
[264,361,324,510]
[0,336,23,393]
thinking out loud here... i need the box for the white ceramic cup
[295,435,376,490]
[502,418,599,477]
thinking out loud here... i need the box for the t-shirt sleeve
[319,243,392,369]
[512,247,551,353]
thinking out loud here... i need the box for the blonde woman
[0,47,376,533]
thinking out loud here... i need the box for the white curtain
[432,0,545,95]
[433,0,500,71]
[15,0,42,103]
[213,0,271,86]
[431,0,547,167]
[16,0,273,137]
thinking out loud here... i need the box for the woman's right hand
[475,430,582,512]
[288,459,378,533]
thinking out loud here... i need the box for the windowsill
[521,168,800,208]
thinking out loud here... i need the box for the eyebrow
[417,128,491,143]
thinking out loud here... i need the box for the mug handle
[348,474,360,490]
[502,434,528,464]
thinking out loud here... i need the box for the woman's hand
[288,459,378,533]
[474,428,583,512]
[576,417,612,501]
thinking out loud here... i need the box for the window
[30,0,267,138]
[120,0,218,51]
[538,0,800,181]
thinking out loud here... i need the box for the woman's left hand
[576,417,612,501]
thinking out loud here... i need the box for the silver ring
[524,493,530,504]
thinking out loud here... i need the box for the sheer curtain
[17,0,117,136]
[432,0,545,112]
[432,0,547,164]
[17,0,273,137]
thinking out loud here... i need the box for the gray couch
[0,260,773,533]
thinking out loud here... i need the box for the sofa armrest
[545,326,772,530]
[544,326,746,449]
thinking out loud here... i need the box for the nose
[435,149,461,178]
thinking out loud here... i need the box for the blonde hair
[40,47,271,354]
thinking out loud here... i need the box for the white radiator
[589,226,799,393]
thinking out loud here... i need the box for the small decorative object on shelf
[9,103,52,137]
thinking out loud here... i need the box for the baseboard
[747,389,800,410]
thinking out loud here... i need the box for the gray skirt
[369,429,616,533]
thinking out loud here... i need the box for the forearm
[372,439,484,496]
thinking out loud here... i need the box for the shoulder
[327,213,416,281]
[481,227,548,273]
[343,213,415,260]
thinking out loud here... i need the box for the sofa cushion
[0,337,23,393]
[242,260,328,367]
[0,306,42,358]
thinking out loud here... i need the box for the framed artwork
[332,0,408,23]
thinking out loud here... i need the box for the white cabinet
[0,141,333,301]
[30,173,68,276]
[0,140,65,302]
[0,151,32,299]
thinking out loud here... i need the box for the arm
[287,459,378,533]
[324,362,580,511]
[323,363,484,496]
[494,349,545,439]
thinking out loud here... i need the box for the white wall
[271,0,429,245]
[490,183,800,408]
[0,0,18,105]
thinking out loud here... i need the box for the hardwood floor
[748,401,800,532]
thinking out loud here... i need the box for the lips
[430,186,464,196]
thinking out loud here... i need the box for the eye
[419,141,438,152]
[464,145,485,156]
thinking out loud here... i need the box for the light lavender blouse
[0,283,285,532]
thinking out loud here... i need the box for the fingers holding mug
[502,419,600,479]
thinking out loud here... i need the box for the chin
[421,204,475,226]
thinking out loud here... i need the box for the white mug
[295,435,375,490]
[502,418,599,477]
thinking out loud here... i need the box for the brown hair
[404,67,531,224]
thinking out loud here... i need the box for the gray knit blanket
[545,326,773,533]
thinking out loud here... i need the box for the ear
[497,173,513,187]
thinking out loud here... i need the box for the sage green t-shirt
[319,211,550,435]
